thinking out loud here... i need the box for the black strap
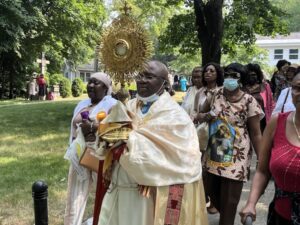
[281,88,290,113]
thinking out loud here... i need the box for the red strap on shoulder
[93,160,106,225]
[274,112,290,145]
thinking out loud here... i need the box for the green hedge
[71,78,84,97]
[59,77,71,98]
[49,73,64,86]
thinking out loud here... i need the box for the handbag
[196,122,209,151]
[79,147,99,173]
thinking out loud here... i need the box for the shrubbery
[71,78,84,97]
[59,77,71,98]
[49,73,64,86]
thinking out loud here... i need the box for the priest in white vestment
[98,61,208,225]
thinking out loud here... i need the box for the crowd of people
[63,59,299,225]
[181,59,300,225]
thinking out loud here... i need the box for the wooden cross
[36,52,50,74]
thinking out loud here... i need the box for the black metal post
[32,180,48,225]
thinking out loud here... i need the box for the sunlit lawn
[0,97,97,225]
[0,92,186,225]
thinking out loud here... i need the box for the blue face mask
[224,78,239,91]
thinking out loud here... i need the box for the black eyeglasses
[224,72,241,79]
[135,73,163,81]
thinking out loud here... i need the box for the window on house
[274,49,283,59]
[289,49,298,59]
[80,72,85,81]
[86,73,91,82]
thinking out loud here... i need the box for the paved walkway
[207,162,274,225]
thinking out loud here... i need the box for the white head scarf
[90,72,113,95]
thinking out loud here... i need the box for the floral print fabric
[205,88,263,181]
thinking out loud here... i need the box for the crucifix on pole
[36,52,50,74]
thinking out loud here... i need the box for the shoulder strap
[281,88,290,113]
[273,112,290,145]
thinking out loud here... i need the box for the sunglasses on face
[224,72,241,79]
[88,79,104,86]
[248,72,257,77]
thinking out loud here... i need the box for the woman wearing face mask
[203,63,263,225]
[243,63,274,132]
[240,72,300,225]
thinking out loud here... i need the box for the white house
[63,58,98,82]
[256,32,300,67]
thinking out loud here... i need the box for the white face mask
[136,81,166,104]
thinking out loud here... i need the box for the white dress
[99,162,154,225]
[272,87,295,115]
[64,96,117,225]
[181,86,200,116]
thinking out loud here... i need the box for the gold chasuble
[121,91,202,186]
[117,92,208,225]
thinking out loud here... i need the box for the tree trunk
[9,72,14,99]
[194,0,224,65]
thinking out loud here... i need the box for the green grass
[0,92,186,225]
[0,98,97,225]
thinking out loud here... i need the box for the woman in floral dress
[204,63,263,225]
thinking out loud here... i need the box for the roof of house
[77,59,96,72]
[256,32,300,47]
[256,32,300,40]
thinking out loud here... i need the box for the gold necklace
[292,112,300,140]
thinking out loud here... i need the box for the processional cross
[36,52,50,74]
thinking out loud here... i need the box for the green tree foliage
[221,44,269,68]
[168,50,202,75]
[159,0,288,65]
[0,0,106,98]
[71,77,84,97]
[112,0,182,40]
[49,73,64,86]
[59,77,71,98]
[272,0,300,32]
[109,0,185,66]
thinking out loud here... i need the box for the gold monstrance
[99,2,153,84]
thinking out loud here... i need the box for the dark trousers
[204,172,243,225]
[273,210,292,225]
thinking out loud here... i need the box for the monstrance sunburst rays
[99,10,153,84]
